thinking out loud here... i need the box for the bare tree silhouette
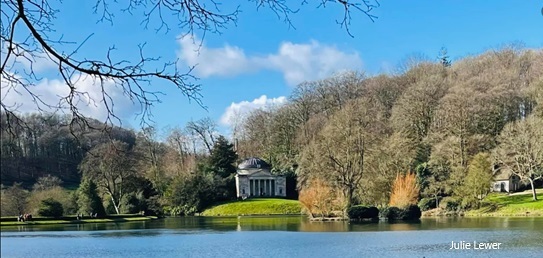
[1,0,379,133]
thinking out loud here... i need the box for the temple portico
[235,157,286,198]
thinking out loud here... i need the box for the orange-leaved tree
[299,178,341,219]
[389,172,419,208]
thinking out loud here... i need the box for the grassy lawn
[201,198,302,216]
[465,189,543,216]
[0,215,158,227]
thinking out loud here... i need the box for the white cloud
[178,36,253,77]
[220,95,287,128]
[262,41,363,85]
[1,43,57,73]
[1,73,138,122]
[178,36,362,85]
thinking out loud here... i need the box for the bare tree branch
[1,0,379,138]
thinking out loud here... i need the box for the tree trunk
[111,196,121,214]
[343,188,353,218]
[528,178,538,201]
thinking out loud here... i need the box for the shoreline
[0,216,160,227]
[422,211,543,218]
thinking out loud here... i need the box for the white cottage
[492,169,521,193]
[235,157,286,198]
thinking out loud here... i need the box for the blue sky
[3,1,543,138]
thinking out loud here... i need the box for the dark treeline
[1,115,136,186]
[1,47,542,218]
[1,114,241,216]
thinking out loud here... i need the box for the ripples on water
[1,216,542,258]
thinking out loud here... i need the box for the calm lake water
[1,216,542,258]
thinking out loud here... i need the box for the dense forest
[1,47,542,217]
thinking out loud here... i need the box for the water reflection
[2,217,542,258]
[2,216,543,234]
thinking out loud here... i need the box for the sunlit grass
[201,198,302,216]
[466,189,543,216]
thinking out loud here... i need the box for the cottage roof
[493,168,513,181]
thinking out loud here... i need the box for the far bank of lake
[0,215,159,227]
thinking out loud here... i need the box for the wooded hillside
[234,47,543,207]
[1,47,542,216]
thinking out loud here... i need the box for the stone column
[267,179,270,196]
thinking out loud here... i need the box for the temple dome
[237,157,271,170]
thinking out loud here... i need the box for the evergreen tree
[38,198,64,218]
[76,179,106,217]
[208,135,238,178]
[438,47,452,67]
[456,153,493,209]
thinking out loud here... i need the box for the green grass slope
[465,189,543,216]
[201,198,302,216]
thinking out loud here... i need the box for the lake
[2,216,542,258]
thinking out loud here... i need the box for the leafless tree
[1,0,379,134]
[186,117,217,154]
[493,115,543,201]
[79,140,137,214]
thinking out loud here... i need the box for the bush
[299,178,341,218]
[28,187,76,216]
[348,205,379,219]
[418,197,438,211]
[404,205,422,219]
[439,197,460,212]
[164,172,217,216]
[380,206,401,220]
[380,205,421,220]
[120,192,143,214]
[389,172,419,208]
[37,198,64,218]
[145,195,163,216]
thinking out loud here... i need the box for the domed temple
[235,157,286,198]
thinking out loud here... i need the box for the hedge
[380,205,421,220]
[347,205,379,219]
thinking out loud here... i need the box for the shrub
[145,195,163,216]
[380,206,401,220]
[366,207,379,218]
[380,205,421,220]
[37,198,64,218]
[164,172,217,216]
[439,197,460,212]
[389,172,419,208]
[348,205,379,219]
[418,197,437,211]
[299,178,342,218]
[403,205,422,219]
[28,186,76,215]
[120,192,145,214]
